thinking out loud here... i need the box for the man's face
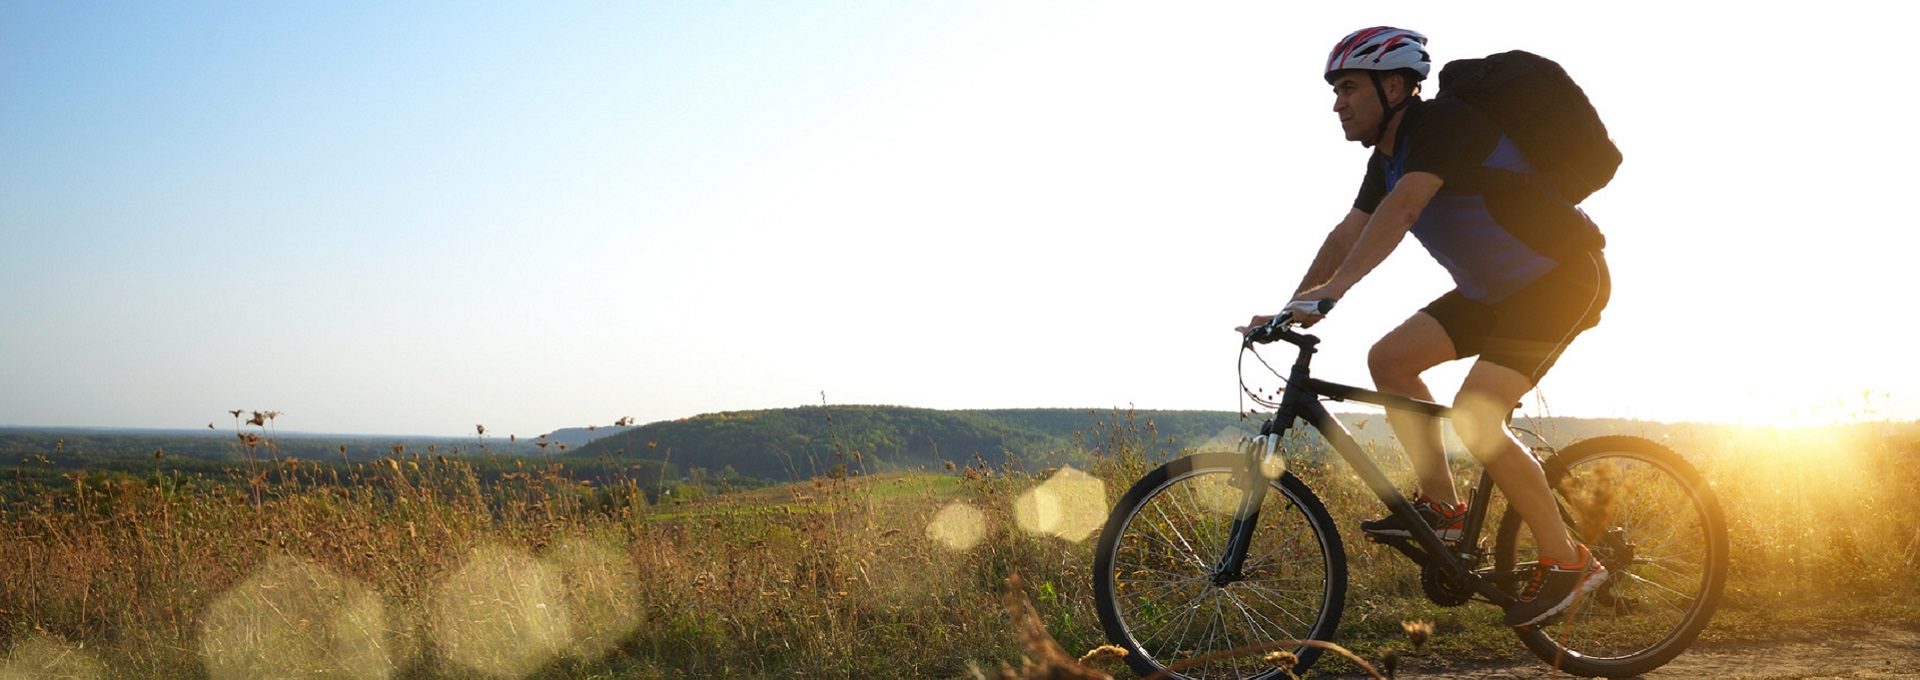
[1329,71,1381,143]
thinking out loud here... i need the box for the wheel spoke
[1619,572,1696,612]
[1151,501,1215,571]
[1634,555,1702,584]
[1139,586,1212,659]
[1233,579,1317,635]
[1223,588,1279,651]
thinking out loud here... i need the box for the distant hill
[568,407,1259,481]
[568,405,1893,483]
[566,405,1540,481]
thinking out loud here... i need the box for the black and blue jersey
[1354,98,1605,303]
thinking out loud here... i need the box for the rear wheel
[1492,436,1728,677]
[1093,452,1347,679]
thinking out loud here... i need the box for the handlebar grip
[1244,299,1335,345]
[1285,298,1336,316]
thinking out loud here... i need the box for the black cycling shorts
[1421,251,1610,385]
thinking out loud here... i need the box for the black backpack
[1436,51,1620,204]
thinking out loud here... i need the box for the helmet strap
[1365,70,1415,149]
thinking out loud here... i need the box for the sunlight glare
[1189,473,1244,517]
[1013,465,1107,543]
[544,534,643,661]
[198,557,393,680]
[926,501,986,551]
[1195,427,1257,453]
[432,545,573,678]
[1,635,107,680]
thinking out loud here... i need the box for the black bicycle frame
[1222,324,1524,607]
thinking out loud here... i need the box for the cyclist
[1237,26,1611,627]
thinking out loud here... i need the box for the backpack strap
[1446,166,1575,206]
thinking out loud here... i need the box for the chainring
[1421,563,1475,607]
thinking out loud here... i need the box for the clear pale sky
[3,2,1913,437]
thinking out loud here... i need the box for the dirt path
[1340,625,1920,679]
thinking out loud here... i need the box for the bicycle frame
[1097,314,1726,679]
[1223,322,1525,608]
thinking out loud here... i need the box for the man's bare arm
[1294,208,1372,296]
[1302,171,1444,301]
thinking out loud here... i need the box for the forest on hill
[568,406,1253,481]
[566,404,1841,482]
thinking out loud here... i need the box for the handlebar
[1243,299,1336,346]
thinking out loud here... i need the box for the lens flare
[2,635,107,679]
[543,534,642,660]
[1186,471,1245,516]
[926,501,986,551]
[1014,465,1107,542]
[432,545,573,678]
[1196,426,1257,453]
[198,557,393,680]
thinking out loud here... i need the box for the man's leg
[1368,312,1460,505]
[1452,360,1576,563]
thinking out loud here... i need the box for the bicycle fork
[1209,425,1288,585]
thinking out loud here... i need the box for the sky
[3,2,1915,438]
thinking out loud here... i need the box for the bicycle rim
[1498,438,1727,676]
[1097,456,1344,679]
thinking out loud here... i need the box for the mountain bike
[1091,303,1728,678]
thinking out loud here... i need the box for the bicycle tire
[1093,452,1347,679]
[1492,435,1728,677]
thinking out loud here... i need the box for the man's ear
[1390,73,1420,104]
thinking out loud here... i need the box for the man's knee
[1452,367,1532,463]
[1370,338,1441,389]
[1370,314,1453,390]
[1451,399,1510,463]
[1368,341,1417,387]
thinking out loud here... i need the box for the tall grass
[2,414,1916,677]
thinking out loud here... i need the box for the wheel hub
[1210,568,1243,586]
[1597,527,1637,570]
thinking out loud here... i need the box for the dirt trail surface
[1332,624,1920,679]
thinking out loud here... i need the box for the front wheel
[1093,452,1347,679]
[1493,436,1729,677]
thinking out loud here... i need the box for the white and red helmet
[1324,27,1430,83]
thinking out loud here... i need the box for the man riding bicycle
[1238,26,1612,627]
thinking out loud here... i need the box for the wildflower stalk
[1146,639,1383,680]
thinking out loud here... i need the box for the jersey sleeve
[1353,155,1386,213]
[1398,99,1501,184]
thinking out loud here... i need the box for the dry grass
[1,415,1915,678]
[0,434,1108,677]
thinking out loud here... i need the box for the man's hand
[1236,298,1338,337]
[1284,291,1342,328]
[1235,314,1278,337]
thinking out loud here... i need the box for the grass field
[2,415,1916,678]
